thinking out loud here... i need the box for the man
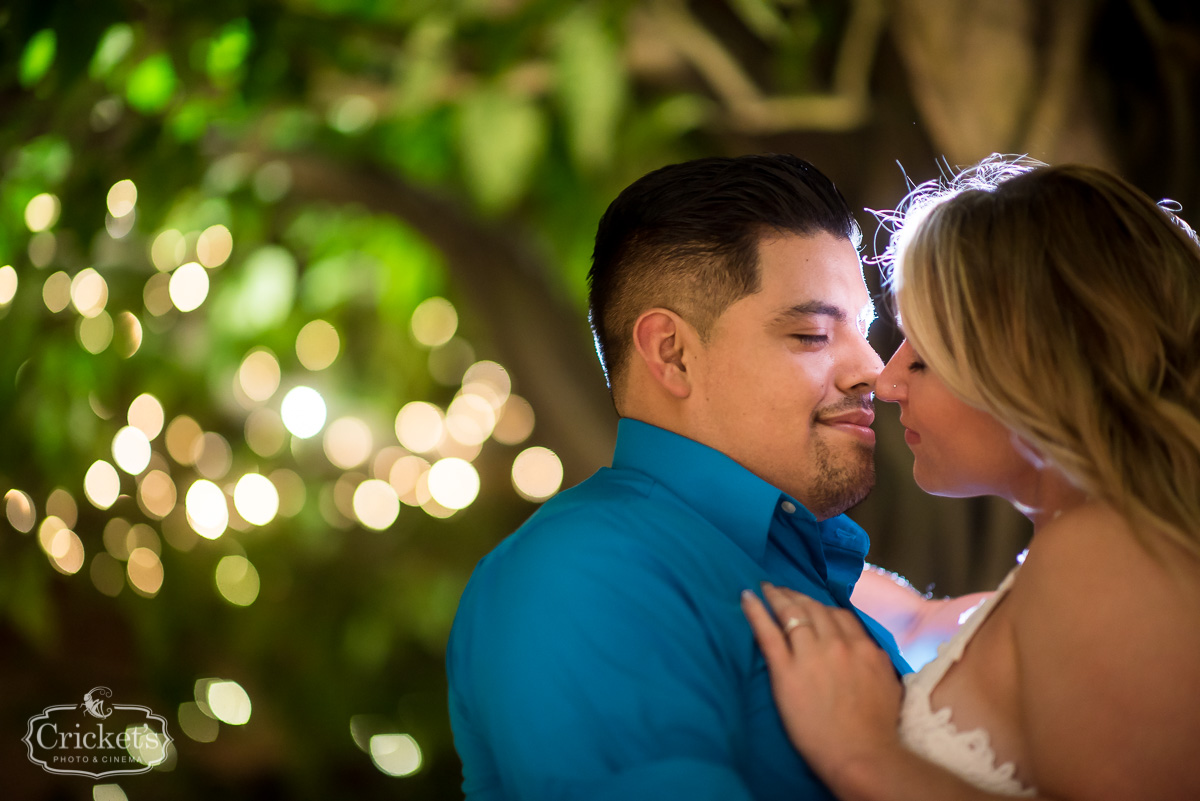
[448,155,914,800]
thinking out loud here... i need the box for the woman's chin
[912,468,975,498]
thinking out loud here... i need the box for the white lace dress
[898,568,1036,796]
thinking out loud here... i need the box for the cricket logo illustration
[79,687,113,720]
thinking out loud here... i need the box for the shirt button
[781,501,797,514]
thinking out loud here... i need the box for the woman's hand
[742,584,905,785]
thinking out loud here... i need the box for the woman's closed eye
[908,359,926,373]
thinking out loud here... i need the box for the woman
[743,157,1200,800]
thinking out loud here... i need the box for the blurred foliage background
[1,1,1197,798]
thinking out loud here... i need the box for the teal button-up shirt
[448,419,910,800]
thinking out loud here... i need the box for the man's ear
[632,308,696,399]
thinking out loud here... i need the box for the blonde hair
[887,156,1200,558]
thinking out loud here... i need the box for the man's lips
[821,410,875,427]
[819,410,876,443]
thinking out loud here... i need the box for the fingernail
[741,589,755,602]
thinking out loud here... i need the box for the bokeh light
[352,479,400,530]
[281,386,327,439]
[125,523,161,557]
[151,229,185,272]
[370,733,422,777]
[445,394,496,446]
[128,393,165,439]
[177,702,218,743]
[78,310,115,354]
[165,415,203,465]
[113,426,152,475]
[105,208,136,239]
[28,232,56,267]
[428,337,475,385]
[114,311,143,358]
[270,468,306,517]
[426,458,479,510]
[410,297,457,346]
[169,262,209,312]
[25,192,60,232]
[372,446,406,481]
[93,784,128,801]
[233,473,279,526]
[4,489,36,532]
[90,553,125,597]
[394,402,443,453]
[185,480,228,539]
[0,266,18,305]
[512,446,564,501]
[254,161,293,202]
[296,319,340,370]
[47,527,85,575]
[70,268,109,317]
[215,555,260,606]
[103,518,132,560]
[143,272,173,315]
[245,408,286,457]
[329,94,377,133]
[124,722,168,766]
[43,271,71,312]
[84,460,122,509]
[193,432,233,480]
[324,416,373,469]
[492,394,535,445]
[414,469,454,519]
[237,349,281,403]
[38,515,66,553]
[47,488,78,528]
[197,224,233,268]
[462,360,512,408]
[388,456,429,506]
[206,680,251,725]
[126,547,164,596]
[106,179,137,217]
[138,470,177,519]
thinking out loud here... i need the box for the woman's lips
[904,428,921,446]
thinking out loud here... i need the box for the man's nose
[841,334,885,394]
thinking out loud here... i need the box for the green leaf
[395,15,454,116]
[301,251,381,312]
[554,7,625,171]
[207,18,253,85]
[169,99,213,142]
[456,87,546,213]
[90,23,135,80]
[19,29,57,88]
[126,53,179,114]
[211,245,297,336]
[11,135,73,185]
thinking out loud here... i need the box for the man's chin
[803,449,875,519]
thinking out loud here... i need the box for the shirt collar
[611,418,868,567]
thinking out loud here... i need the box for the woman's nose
[876,352,906,403]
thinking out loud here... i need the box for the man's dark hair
[587,154,861,398]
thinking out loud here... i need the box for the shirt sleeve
[448,519,758,801]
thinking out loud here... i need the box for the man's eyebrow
[770,301,848,325]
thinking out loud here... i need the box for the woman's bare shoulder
[1006,501,1200,800]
